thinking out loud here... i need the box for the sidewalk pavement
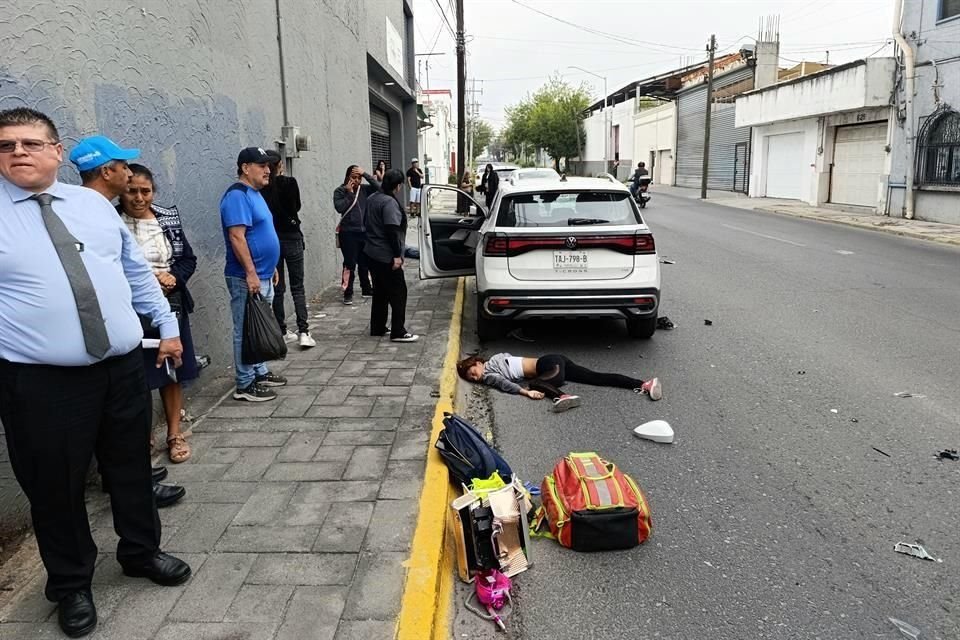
[0,270,460,640]
[653,184,960,247]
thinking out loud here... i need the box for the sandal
[167,435,191,464]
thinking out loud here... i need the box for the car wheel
[626,316,656,339]
[476,294,503,341]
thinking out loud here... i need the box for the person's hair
[639,162,646,167]
[0,107,59,140]
[381,168,405,193]
[343,164,359,185]
[128,163,155,188]
[456,355,485,382]
[485,164,493,174]
[79,159,125,185]
[376,160,386,170]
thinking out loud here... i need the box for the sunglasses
[0,139,59,153]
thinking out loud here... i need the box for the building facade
[418,89,456,184]
[632,102,676,185]
[735,59,897,211]
[889,0,960,223]
[0,0,417,538]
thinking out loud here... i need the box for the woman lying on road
[457,353,662,412]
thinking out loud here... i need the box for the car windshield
[517,170,559,180]
[497,191,639,228]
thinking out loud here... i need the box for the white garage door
[831,123,887,207]
[764,133,804,200]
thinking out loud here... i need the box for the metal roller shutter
[676,66,753,191]
[370,105,392,169]
[764,133,805,199]
[830,122,887,207]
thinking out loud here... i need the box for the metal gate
[676,65,753,191]
[370,105,392,169]
[733,141,750,193]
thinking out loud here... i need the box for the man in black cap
[220,147,286,402]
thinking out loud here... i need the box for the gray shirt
[363,192,407,263]
[482,352,525,395]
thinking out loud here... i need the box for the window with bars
[919,110,960,187]
[940,0,960,20]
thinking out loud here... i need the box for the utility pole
[700,34,716,200]
[456,0,466,187]
[466,79,483,169]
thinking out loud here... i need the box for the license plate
[553,250,589,272]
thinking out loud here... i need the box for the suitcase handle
[567,454,617,481]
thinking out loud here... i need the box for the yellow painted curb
[396,277,465,640]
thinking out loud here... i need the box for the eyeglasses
[0,139,60,153]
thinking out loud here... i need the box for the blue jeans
[226,275,275,389]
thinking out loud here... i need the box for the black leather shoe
[57,590,97,638]
[153,482,185,508]
[121,552,191,586]
[152,466,168,482]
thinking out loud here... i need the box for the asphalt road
[477,194,960,639]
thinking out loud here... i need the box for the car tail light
[489,298,511,307]
[483,233,508,256]
[634,233,655,255]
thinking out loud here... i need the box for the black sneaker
[233,383,277,402]
[255,372,288,387]
[361,290,373,298]
[343,296,354,306]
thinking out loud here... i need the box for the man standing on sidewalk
[221,146,287,402]
[261,150,315,348]
[406,157,423,217]
[0,107,191,638]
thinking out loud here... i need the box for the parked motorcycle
[633,177,652,209]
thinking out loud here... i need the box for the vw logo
[564,236,578,249]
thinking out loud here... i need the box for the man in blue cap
[0,108,191,638]
[69,135,139,201]
[70,135,187,510]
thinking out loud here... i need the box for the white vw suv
[418,174,661,340]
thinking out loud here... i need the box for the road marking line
[396,277,464,640]
[721,223,807,247]
[836,250,855,255]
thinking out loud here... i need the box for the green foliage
[502,76,591,169]
[468,118,495,161]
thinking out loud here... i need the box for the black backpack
[435,413,513,487]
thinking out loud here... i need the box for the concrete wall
[887,0,960,223]
[736,59,896,127]
[0,0,416,540]
[633,102,676,184]
[583,98,636,178]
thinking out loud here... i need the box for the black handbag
[140,291,183,340]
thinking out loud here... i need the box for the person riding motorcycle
[629,162,649,198]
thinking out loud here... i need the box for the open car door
[419,185,486,279]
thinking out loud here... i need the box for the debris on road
[888,617,922,639]
[893,542,942,563]
[850,418,859,423]
[507,327,535,343]
[704,319,713,326]
[797,370,806,375]
[634,420,674,444]
[872,447,891,458]
[830,409,839,414]
[936,449,959,461]
[894,392,927,399]
[313,313,328,319]
[659,258,676,264]
[656,317,675,330]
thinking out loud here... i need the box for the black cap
[237,146,271,166]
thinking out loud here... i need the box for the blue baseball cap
[69,135,140,172]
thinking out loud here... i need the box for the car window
[496,191,640,228]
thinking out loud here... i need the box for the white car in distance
[418,175,661,340]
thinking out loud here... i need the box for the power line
[432,0,456,38]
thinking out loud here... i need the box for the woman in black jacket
[478,163,499,211]
[333,164,378,305]
[118,164,199,463]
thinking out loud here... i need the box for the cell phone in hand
[164,358,178,383]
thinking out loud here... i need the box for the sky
[411,0,895,129]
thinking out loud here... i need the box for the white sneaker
[283,330,298,344]
[298,332,317,348]
[552,394,581,413]
[391,333,420,343]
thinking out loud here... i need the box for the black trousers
[529,354,644,399]
[0,349,160,601]
[274,232,309,334]
[339,230,372,298]
[367,258,408,339]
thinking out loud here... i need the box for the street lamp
[568,65,608,175]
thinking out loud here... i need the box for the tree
[502,76,591,170]
[468,118,494,162]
